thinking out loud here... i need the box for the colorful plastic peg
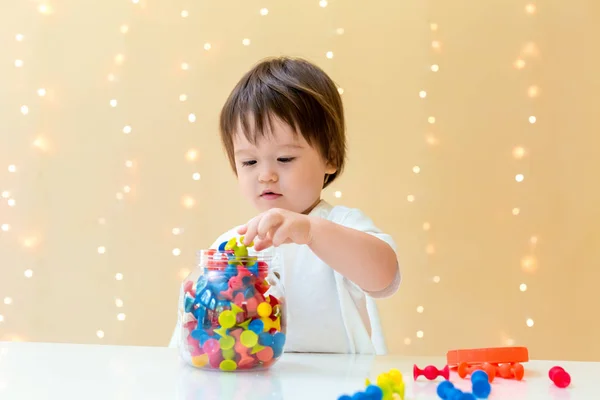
[414,364,450,381]
[471,370,491,398]
[457,362,496,382]
[549,366,570,388]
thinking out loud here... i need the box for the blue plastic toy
[337,384,383,400]
[436,379,481,400]
[470,370,491,398]
[248,319,264,335]
[364,385,383,399]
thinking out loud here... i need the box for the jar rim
[197,249,272,258]
[196,249,276,271]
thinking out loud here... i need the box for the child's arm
[307,215,398,293]
[238,208,398,294]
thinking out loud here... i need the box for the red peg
[220,286,235,301]
[184,280,194,297]
[457,362,496,382]
[549,366,571,388]
[413,364,450,381]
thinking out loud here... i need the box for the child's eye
[277,157,295,163]
[241,160,257,167]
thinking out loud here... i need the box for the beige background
[1,0,599,361]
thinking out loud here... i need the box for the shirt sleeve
[336,207,401,299]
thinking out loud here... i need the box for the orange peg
[495,362,524,380]
[457,362,496,382]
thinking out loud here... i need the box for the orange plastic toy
[495,362,525,380]
[457,362,496,382]
[447,347,529,382]
[446,346,529,367]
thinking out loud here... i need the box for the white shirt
[168,200,400,354]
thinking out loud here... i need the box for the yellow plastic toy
[365,368,405,400]
[224,236,255,264]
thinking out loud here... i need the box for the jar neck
[196,248,281,272]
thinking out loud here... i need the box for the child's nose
[258,167,278,183]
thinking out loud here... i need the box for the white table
[0,342,595,399]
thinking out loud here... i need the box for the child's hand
[237,208,313,251]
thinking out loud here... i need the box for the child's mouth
[261,191,282,200]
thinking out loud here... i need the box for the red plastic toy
[549,366,571,388]
[413,364,449,381]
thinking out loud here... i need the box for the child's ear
[325,161,337,175]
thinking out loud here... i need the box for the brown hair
[219,56,346,188]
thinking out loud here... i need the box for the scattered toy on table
[337,385,384,400]
[340,346,534,400]
[338,367,407,400]
[549,366,571,388]
[413,364,450,381]
[436,373,490,400]
[436,381,476,400]
[446,346,529,368]
[366,368,405,400]
[493,362,524,380]
[470,370,491,398]
[457,362,495,382]
[181,236,286,372]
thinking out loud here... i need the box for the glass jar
[177,237,286,372]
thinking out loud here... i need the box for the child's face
[233,117,336,214]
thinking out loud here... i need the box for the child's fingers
[242,216,261,246]
[257,212,283,240]
[271,221,292,247]
[253,237,273,251]
[236,225,248,235]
